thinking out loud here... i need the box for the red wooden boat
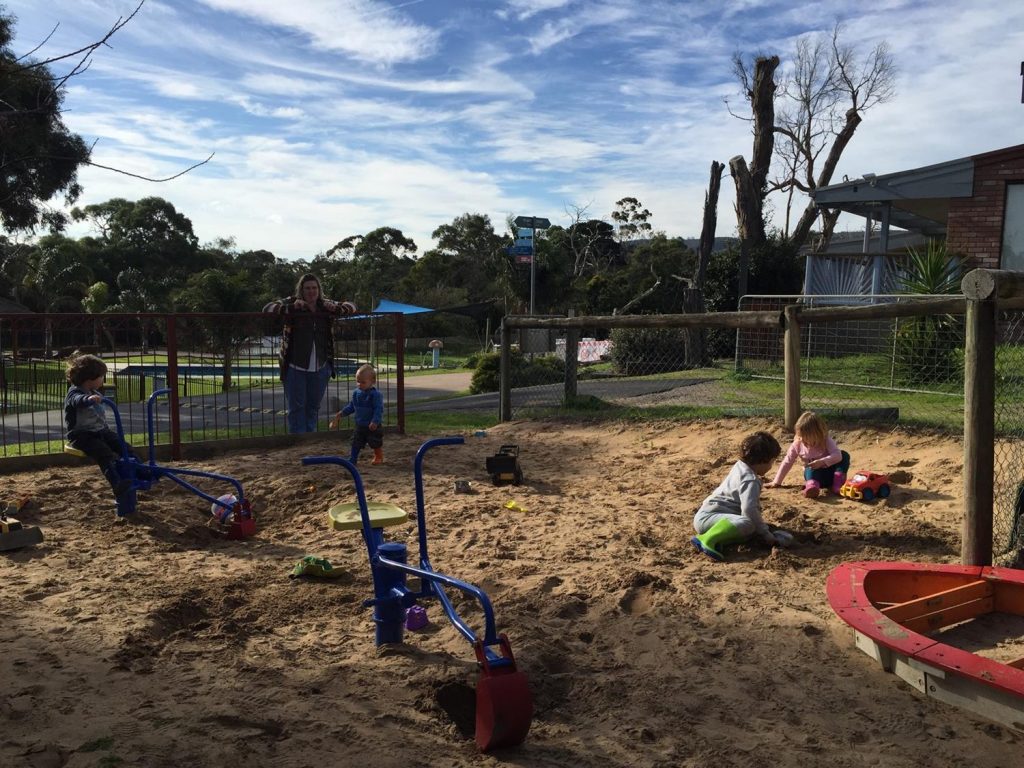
[827,561,1024,731]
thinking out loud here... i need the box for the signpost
[513,215,551,314]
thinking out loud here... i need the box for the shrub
[893,240,966,387]
[469,351,564,393]
[608,327,689,375]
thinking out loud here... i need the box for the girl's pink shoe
[831,472,847,494]
[803,479,822,498]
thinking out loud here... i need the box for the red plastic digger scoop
[474,635,533,752]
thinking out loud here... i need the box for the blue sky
[6,0,1024,260]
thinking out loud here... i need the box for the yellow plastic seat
[328,501,408,531]
[63,444,87,458]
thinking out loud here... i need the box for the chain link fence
[994,308,1024,565]
[738,295,965,430]
[497,295,968,431]
[498,289,1024,566]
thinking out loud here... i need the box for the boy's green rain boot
[691,518,746,561]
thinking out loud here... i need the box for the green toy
[289,555,345,579]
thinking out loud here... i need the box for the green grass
[403,410,497,435]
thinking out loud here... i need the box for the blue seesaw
[301,436,532,752]
[65,388,256,539]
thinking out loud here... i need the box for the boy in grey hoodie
[64,354,132,497]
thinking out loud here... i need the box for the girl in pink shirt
[765,411,850,498]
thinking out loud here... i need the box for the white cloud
[195,0,439,65]
[500,0,574,22]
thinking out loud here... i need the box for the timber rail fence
[501,269,1024,567]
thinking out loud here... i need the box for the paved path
[1,372,702,446]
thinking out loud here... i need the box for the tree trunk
[730,155,765,249]
[688,160,725,366]
[790,107,863,249]
[812,209,841,253]
[697,160,724,296]
[750,55,780,195]
[221,349,233,392]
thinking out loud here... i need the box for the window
[1002,183,1024,270]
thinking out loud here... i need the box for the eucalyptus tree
[0,10,90,231]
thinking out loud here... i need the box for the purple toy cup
[405,605,428,631]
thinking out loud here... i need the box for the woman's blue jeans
[284,366,331,433]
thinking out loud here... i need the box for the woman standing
[263,274,356,433]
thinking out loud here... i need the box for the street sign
[514,215,550,229]
[515,254,532,264]
[511,245,533,255]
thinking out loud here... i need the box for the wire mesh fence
[738,295,965,431]
[994,308,1024,565]
[499,296,968,431]
[499,291,1024,565]
[0,312,404,458]
[497,317,767,420]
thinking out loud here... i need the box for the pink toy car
[839,471,891,502]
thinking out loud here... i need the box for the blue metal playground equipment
[66,388,256,538]
[301,436,532,752]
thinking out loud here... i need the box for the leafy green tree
[319,227,417,308]
[176,268,256,390]
[0,11,90,231]
[611,197,653,243]
[704,235,803,312]
[20,235,92,312]
[71,197,203,305]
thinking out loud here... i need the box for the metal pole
[529,225,536,315]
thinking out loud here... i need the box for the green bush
[469,351,564,393]
[608,327,688,375]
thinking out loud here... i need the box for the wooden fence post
[499,320,511,422]
[962,296,996,565]
[784,305,801,431]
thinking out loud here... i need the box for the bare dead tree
[729,24,896,252]
[563,202,618,279]
[697,160,725,297]
[682,160,726,365]
[728,55,779,252]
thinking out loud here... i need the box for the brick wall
[947,146,1024,269]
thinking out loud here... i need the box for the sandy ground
[2,417,1022,768]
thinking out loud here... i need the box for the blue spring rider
[301,436,532,752]
[66,388,255,539]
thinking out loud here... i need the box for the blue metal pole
[373,542,408,645]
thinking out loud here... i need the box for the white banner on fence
[555,337,613,362]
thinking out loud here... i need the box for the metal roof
[812,154,976,237]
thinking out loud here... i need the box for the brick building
[808,143,1024,295]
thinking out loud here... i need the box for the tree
[0,11,90,231]
[776,26,896,249]
[176,269,256,391]
[729,25,896,253]
[71,197,202,305]
[555,205,621,281]
[611,197,653,243]
[19,234,92,313]
[320,227,417,308]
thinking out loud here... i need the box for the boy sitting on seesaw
[691,430,791,561]
[64,354,134,498]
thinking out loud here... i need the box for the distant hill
[620,237,738,254]
[680,237,739,253]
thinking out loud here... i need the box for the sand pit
[2,418,1021,767]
